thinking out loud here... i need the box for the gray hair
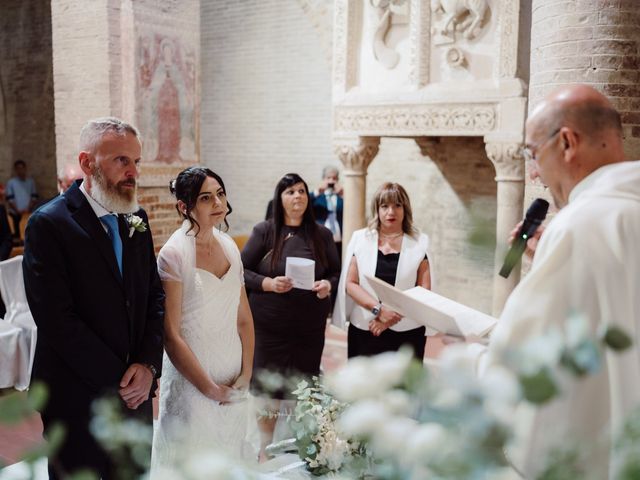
[322,165,339,179]
[79,117,141,152]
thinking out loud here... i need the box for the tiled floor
[0,324,444,470]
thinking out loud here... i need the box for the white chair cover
[0,255,37,390]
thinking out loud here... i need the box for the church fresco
[137,34,196,164]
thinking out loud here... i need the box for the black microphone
[499,198,549,278]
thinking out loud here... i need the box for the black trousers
[347,323,426,360]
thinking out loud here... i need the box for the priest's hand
[508,221,545,260]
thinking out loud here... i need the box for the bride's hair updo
[170,167,232,234]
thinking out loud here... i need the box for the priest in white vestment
[477,85,640,479]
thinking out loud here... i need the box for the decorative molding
[408,0,430,86]
[334,137,381,175]
[335,104,496,136]
[333,0,361,92]
[498,0,519,78]
[484,141,525,181]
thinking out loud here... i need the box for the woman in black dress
[241,173,340,459]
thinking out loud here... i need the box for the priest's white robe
[487,161,640,479]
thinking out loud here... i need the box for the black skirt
[347,323,426,360]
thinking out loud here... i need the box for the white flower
[517,328,564,375]
[339,399,390,437]
[126,214,147,238]
[439,344,479,376]
[481,365,520,425]
[381,389,412,415]
[431,386,464,409]
[371,417,418,457]
[565,312,590,348]
[404,423,450,462]
[315,430,350,471]
[327,349,412,402]
[481,365,520,407]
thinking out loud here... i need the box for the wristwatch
[145,363,159,379]
[371,302,382,317]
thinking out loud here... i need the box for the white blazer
[333,228,434,333]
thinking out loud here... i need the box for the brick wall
[0,0,56,199]
[367,137,497,314]
[200,0,335,235]
[529,0,640,160]
[201,1,497,313]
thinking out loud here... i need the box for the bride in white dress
[151,167,256,471]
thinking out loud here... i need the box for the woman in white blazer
[334,182,432,359]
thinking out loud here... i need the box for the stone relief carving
[431,0,489,45]
[484,141,525,181]
[335,105,495,135]
[370,0,409,69]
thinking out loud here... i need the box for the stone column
[334,136,381,252]
[485,141,525,316]
[530,0,640,163]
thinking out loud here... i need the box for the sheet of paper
[285,257,315,290]
[365,275,497,337]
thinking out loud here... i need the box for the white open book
[365,275,497,338]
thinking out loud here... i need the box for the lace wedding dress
[151,230,257,472]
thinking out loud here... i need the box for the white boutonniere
[126,214,147,238]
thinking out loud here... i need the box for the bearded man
[23,117,165,479]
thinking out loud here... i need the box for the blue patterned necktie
[101,214,123,275]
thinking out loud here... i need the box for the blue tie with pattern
[101,214,123,275]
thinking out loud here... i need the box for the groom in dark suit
[23,117,165,479]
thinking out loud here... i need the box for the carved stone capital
[334,137,381,175]
[485,141,525,181]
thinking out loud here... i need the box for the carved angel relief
[431,0,488,45]
[370,0,409,69]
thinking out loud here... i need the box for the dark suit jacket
[309,192,343,230]
[0,204,11,261]
[23,182,164,437]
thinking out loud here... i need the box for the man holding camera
[310,166,343,257]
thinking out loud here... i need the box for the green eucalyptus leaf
[519,370,559,404]
[602,325,633,351]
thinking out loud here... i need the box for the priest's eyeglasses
[521,128,561,163]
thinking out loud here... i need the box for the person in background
[309,166,343,256]
[6,160,38,239]
[334,182,433,360]
[241,173,341,461]
[57,163,84,194]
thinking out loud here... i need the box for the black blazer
[0,204,12,261]
[23,182,164,421]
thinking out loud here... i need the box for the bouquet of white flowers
[287,377,370,477]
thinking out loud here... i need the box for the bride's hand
[232,373,251,391]
[206,383,235,403]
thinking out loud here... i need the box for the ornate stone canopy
[332,0,528,314]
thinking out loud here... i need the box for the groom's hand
[119,363,153,410]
